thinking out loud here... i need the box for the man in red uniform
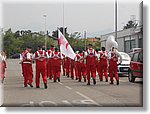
[108,47,122,85]
[85,44,98,85]
[70,58,75,80]
[19,48,28,77]
[33,46,48,89]
[76,51,86,82]
[46,45,55,80]
[64,57,70,77]
[0,51,7,83]
[98,47,108,82]
[22,46,33,87]
[51,48,62,82]
[62,54,66,76]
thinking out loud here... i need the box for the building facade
[100,26,143,53]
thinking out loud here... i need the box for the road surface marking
[76,91,99,106]
[39,101,57,106]
[59,82,63,85]
[62,100,73,106]
[65,86,72,90]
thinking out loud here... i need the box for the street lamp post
[43,14,47,50]
[84,31,87,50]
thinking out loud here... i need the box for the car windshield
[119,52,131,61]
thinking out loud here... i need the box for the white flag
[58,29,76,60]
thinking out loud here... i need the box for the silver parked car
[117,52,131,75]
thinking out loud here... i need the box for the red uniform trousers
[86,64,96,82]
[35,61,47,87]
[62,58,66,76]
[64,59,70,76]
[99,61,108,81]
[47,58,53,79]
[77,62,86,81]
[75,64,79,79]
[53,65,61,81]
[23,63,33,86]
[1,62,6,81]
[52,58,61,81]
[70,60,75,79]
[109,61,119,82]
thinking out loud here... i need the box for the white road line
[62,100,73,106]
[65,86,72,90]
[59,82,63,85]
[76,91,99,106]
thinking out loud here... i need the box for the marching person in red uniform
[33,46,48,89]
[98,47,108,82]
[64,57,70,77]
[62,54,66,76]
[46,45,55,80]
[0,51,7,83]
[22,46,33,87]
[51,48,62,82]
[75,51,79,80]
[75,51,86,82]
[70,58,75,80]
[85,44,98,85]
[108,47,122,85]
[19,48,28,77]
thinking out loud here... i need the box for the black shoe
[76,77,78,80]
[110,81,114,84]
[78,80,81,82]
[54,80,56,82]
[36,86,40,88]
[24,85,27,87]
[28,84,33,88]
[100,79,103,81]
[105,79,108,82]
[84,78,86,82]
[117,80,119,85]
[93,78,96,85]
[87,82,90,85]
[44,83,48,89]
[58,78,60,82]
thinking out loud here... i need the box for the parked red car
[128,49,143,82]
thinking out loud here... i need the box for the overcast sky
[3,0,142,37]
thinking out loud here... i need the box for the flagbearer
[85,44,98,85]
[51,48,62,82]
[33,46,48,89]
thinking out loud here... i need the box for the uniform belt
[23,62,32,64]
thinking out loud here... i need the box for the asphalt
[1,59,143,107]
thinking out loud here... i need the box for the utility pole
[43,14,47,50]
[115,0,117,41]
[84,31,87,50]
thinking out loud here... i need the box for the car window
[138,52,143,62]
[132,53,139,62]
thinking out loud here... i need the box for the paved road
[2,59,143,107]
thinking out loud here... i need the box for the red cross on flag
[58,29,76,60]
